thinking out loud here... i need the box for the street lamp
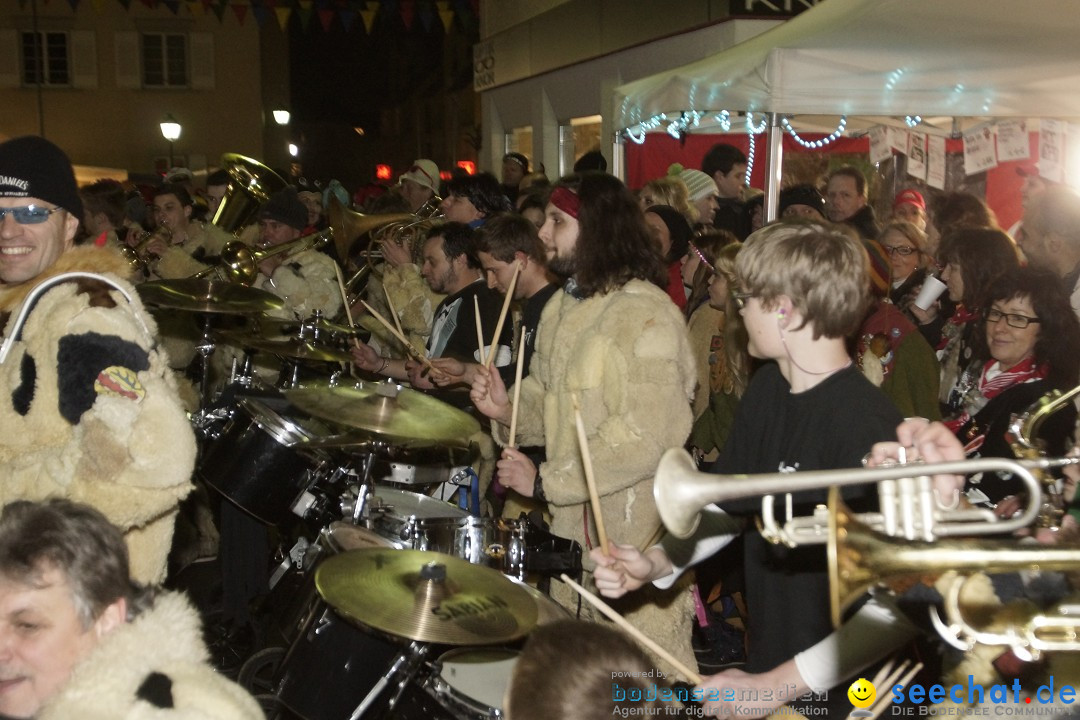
[272,109,290,126]
[159,114,182,168]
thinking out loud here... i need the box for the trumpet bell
[213,153,289,233]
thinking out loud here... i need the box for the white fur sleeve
[793,595,918,693]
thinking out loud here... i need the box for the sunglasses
[0,205,62,225]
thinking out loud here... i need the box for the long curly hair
[557,172,667,297]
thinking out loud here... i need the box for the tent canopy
[615,0,1080,132]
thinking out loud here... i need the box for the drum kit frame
[137,277,582,720]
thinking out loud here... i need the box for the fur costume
[0,246,195,584]
[152,221,233,280]
[38,591,263,720]
[377,263,444,354]
[493,279,698,672]
[253,248,343,320]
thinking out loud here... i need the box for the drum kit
[137,278,582,720]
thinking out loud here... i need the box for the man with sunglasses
[0,135,195,585]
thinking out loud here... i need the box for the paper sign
[907,132,927,181]
[927,135,946,190]
[963,126,997,175]
[1039,118,1066,183]
[996,119,1030,162]
[869,126,892,164]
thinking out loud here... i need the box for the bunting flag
[251,2,271,26]
[338,6,356,29]
[117,0,133,9]
[399,0,414,30]
[17,0,30,9]
[211,0,227,22]
[162,0,180,13]
[317,7,334,31]
[437,0,453,32]
[418,1,434,32]
[67,0,80,11]
[231,2,248,24]
[187,1,204,16]
[92,0,107,11]
[359,7,375,32]
[275,5,291,29]
[297,0,313,29]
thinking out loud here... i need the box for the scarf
[944,355,1048,451]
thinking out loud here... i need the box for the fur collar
[0,245,133,314]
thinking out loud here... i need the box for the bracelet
[376,357,390,374]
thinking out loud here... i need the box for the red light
[375,164,392,181]
[439,171,452,181]
[456,161,476,175]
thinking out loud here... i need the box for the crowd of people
[2,130,1080,720]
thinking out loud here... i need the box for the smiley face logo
[847,677,876,709]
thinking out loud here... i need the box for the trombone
[192,228,333,285]
[653,448,1080,545]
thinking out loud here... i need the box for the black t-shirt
[711,362,902,674]
[427,279,512,363]
[497,283,559,388]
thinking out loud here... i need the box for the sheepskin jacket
[495,279,696,563]
[39,592,263,720]
[0,246,195,584]
[153,221,233,279]
[253,248,343,320]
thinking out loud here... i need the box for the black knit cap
[0,135,84,220]
[259,187,308,230]
[779,184,826,217]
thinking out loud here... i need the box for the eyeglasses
[732,291,756,310]
[0,205,62,225]
[882,244,918,257]
[985,308,1041,329]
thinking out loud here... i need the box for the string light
[714,110,731,132]
[745,113,767,185]
[780,116,847,148]
[905,115,922,128]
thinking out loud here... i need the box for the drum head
[437,647,519,715]
[325,522,398,552]
[372,488,469,521]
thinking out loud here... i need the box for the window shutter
[71,30,98,89]
[114,31,140,89]
[189,32,214,90]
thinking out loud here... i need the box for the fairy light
[905,115,922,128]
[780,116,847,149]
[745,112,767,185]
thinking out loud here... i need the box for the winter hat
[399,160,440,193]
[893,188,926,211]
[0,135,83,219]
[668,163,719,203]
[645,204,693,262]
[259,187,308,230]
[779,184,826,217]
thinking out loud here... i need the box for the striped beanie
[668,163,719,202]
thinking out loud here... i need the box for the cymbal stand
[347,641,429,720]
[194,312,218,407]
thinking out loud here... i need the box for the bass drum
[428,648,518,720]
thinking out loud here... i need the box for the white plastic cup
[913,274,948,311]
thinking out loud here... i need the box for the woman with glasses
[945,266,1080,507]
[879,220,931,320]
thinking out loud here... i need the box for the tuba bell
[212,153,289,233]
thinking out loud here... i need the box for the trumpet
[653,448,1080,545]
[828,486,1080,656]
[118,225,172,276]
[192,229,332,285]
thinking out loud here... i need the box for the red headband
[550,186,580,219]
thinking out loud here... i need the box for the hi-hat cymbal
[285,381,481,448]
[241,337,353,363]
[316,549,537,645]
[138,278,284,315]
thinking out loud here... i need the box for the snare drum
[201,397,328,526]
[429,648,518,720]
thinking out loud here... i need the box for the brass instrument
[1007,384,1080,528]
[326,195,415,264]
[653,447,1080,544]
[212,153,289,233]
[119,225,172,276]
[192,229,333,285]
[828,485,1080,657]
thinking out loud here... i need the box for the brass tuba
[212,153,289,233]
[652,447,1080,544]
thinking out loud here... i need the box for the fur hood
[0,245,133,315]
[39,592,263,720]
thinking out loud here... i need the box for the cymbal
[316,549,537,645]
[285,381,481,448]
[255,316,361,337]
[138,278,284,315]
[241,337,353,363]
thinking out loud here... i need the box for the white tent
[615,0,1080,132]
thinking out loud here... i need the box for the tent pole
[764,113,783,224]
[611,131,626,182]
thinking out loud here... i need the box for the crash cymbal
[285,381,481,448]
[255,315,361,337]
[316,549,537,645]
[241,337,353,363]
[138,278,284,315]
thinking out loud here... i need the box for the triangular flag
[365,0,377,8]
[162,0,180,13]
[418,2,434,32]
[296,0,313,29]
[275,6,290,30]
[187,1,204,16]
[339,7,356,29]
[66,0,80,12]
[232,3,248,24]
[92,0,106,11]
[399,0,414,30]
[211,0,227,21]
[359,8,375,32]
[438,7,452,32]
[17,0,30,9]
[317,7,334,31]
[117,0,133,9]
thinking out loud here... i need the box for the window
[21,31,69,86]
[141,33,187,87]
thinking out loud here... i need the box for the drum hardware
[315,549,538,646]
[347,640,431,720]
[269,536,321,591]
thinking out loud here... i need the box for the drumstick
[359,300,436,373]
[484,262,521,369]
[868,661,922,719]
[332,263,362,350]
[474,295,487,365]
[558,573,702,685]
[571,392,608,556]
[382,285,407,345]
[508,324,526,447]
